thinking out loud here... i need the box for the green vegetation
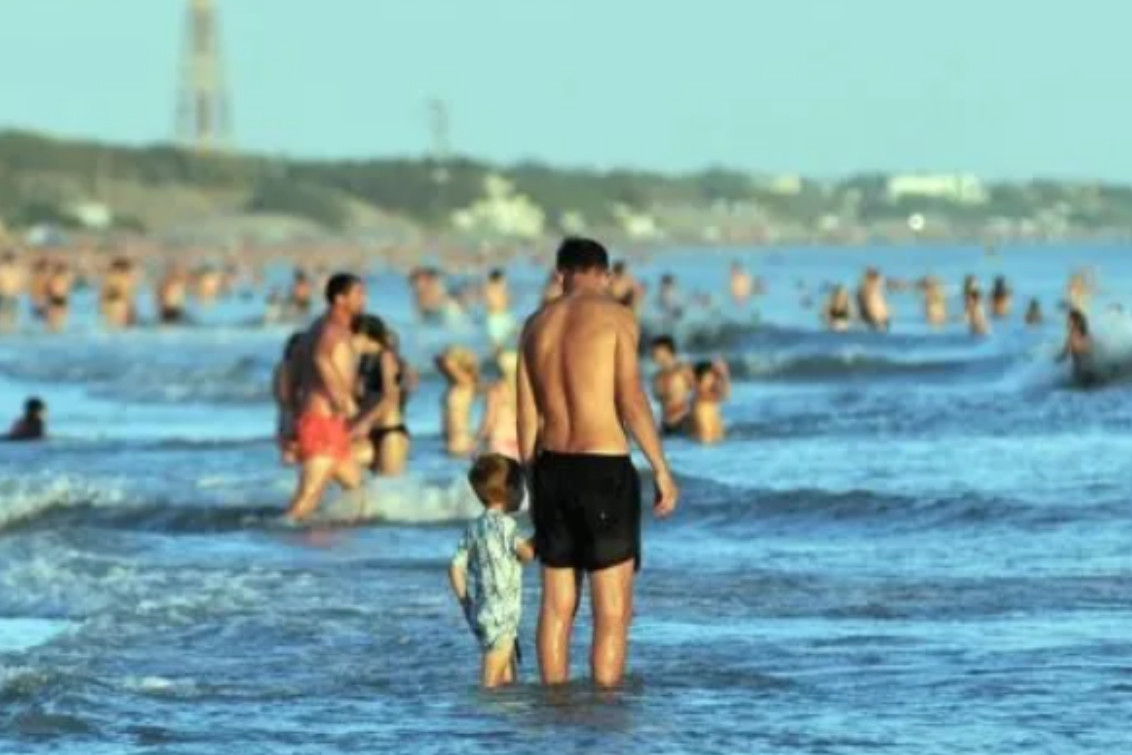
[3,128,1132,240]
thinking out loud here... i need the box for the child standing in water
[449,454,536,688]
[689,359,731,444]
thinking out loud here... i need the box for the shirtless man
[649,335,694,435]
[856,267,890,331]
[518,237,678,689]
[0,251,25,331]
[484,268,516,350]
[286,273,368,521]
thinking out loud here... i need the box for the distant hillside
[3,129,1132,243]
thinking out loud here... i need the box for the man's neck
[327,307,352,328]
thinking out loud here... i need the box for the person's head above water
[24,397,45,420]
[556,237,610,292]
[467,453,524,512]
[693,361,720,391]
[650,335,678,366]
[324,272,365,316]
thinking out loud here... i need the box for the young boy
[688,359,731,444]
[449,454,536,688]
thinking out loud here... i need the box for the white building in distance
[886,174,989,205]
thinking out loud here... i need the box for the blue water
[1,243,1131,754]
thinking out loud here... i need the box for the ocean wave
[675,477,1121,532]
[728,350,1012,382]
[0,474,481,535]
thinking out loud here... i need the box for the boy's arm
[448,563,468,603]
[514,537,537,564]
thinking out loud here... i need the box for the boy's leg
[481,639,516,688]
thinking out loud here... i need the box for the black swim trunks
[532,452,641,572]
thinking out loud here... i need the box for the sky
[0,0,1128,180]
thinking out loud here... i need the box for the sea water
[0,244,1130,754]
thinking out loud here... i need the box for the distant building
[755,174,804,196]
[887,174,988,205]
[887,173,987,203]
[450,173,545,239]
[69,201,113,229]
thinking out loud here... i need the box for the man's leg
[333,456,366,521]
[538,566,578,685]
[286,457,336,521]
[589,559,635,688]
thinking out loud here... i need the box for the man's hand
[653,469,678,519]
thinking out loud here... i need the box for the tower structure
[176,0,232,152]
[428,98,451,185]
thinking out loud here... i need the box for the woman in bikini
[354,315,411,476]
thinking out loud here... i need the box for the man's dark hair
[24,397,45,417]
[556,237,609,273]
[651,335,677,355]
[325,273,361,305]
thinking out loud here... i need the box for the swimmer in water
[610,261,645,313]
[1025,298,1044,326]
[101,257,135,329]
[729,261,753,306]
[436,346,479,457]
[478,350,520,460]
[484,269,517,351]
[158,263,189,325]
[289,268,313,318]
[353,314,412,476]
[45,261,73,333]
[1057,309,1097,385]
[0,251,25,331]
[649,335,694,436]
[6,396,46,442]
[965,287,990,336]
[990,276,1012,319]
[688,359,731,445]
[922,276,948,327]
[272,332,304,465]
[658,274,684,321]
[856,268,890,331]
[822,285,853,332]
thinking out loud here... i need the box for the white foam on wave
[0,474,128,532]
[321,475,483,525]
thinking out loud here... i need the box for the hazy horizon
[0,0,1129,181]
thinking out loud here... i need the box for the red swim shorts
[295,412,351,463]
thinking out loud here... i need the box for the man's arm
[613,312,678,517]
[516,324,540,467]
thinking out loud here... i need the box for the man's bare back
[521,292,631,456]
